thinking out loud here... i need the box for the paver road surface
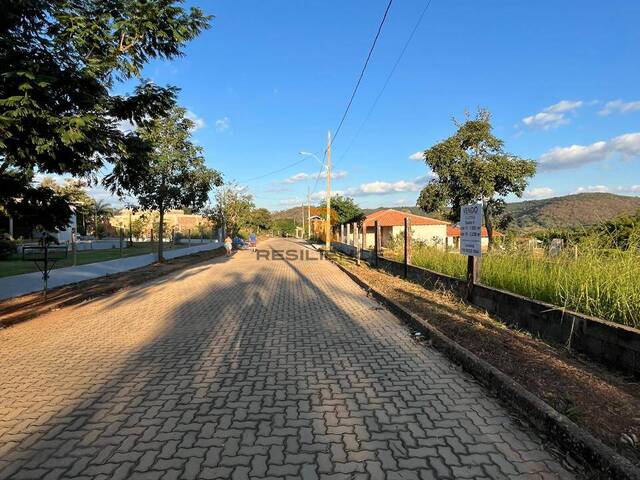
[0,238,573,479]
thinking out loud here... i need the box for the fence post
[188,229,191,248]
[374,220,381,266]
[354,222,360,265]
[466,256,481,301]
[362,222,367,261]
[404,217,411,278]
[120,227,124,258]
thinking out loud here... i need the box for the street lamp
[299,152,325,242]
[299,130,332,250]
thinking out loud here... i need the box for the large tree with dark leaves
[417,110,536,248]
[0,0,211,231]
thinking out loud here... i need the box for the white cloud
[572,185,610,194]
[524,187,555,199]
[598,99,640,116]
[344,175,426,197]
[281,170,347,184]
[409,151,424,161]
[215,116,231,133]
[185,110,206,131]
[545,100,585,113]
[522,100,583,129]
[310,190,345,201]
[538,132,640,170]
[282,172,310,184]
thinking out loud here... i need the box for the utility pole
[301,202,305,239]
[307,186,311,239]
[325,130,331,250]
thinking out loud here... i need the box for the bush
[0,238,17,260]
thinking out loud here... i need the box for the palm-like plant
[93,199,114,238]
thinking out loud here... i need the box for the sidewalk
[0,241,222,300]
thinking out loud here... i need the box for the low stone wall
[332,241,640,375]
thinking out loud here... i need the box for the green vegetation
[387,223,640,328]
[417,109,536,247]
[134,105,222,261]
[363,193,640,233]
[507,193,640,230]
[0,243,186,278]
[2,1,210,231]
[319,195,363,224]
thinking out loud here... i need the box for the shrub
[0,238,17,260]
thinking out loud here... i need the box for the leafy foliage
[206,184,255,237]
[1,0,211,227]
[319,195,363,224]
[249,208,272,232]
[133,106,222,260]
[417,109,536,247]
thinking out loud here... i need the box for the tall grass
[388,235,640,329]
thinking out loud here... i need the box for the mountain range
[272,193,640,231]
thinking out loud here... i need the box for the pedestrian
[224,235,233,255]
[249,231,257,252]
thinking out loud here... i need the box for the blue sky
[114,0,640,211]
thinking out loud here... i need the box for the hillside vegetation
[505,193,640,229]
[360,193,640,230]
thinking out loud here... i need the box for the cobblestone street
[0,238,573,479]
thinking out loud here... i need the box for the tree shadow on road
[0,242,565,479]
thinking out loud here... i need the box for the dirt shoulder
[0,246,226,328]
[330,252,640,467]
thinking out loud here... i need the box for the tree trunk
[483,201,494,250]
[158,205,165,262]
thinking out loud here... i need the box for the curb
[330,257,640,480]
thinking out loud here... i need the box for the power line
[335,0,434,167]
[240,157,308,183]
[329,0,395,149]
[311,0,395,201]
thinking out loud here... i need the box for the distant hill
[271,193,640,230]
[505,193,640,229]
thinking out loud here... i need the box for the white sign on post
[460,204,483,257]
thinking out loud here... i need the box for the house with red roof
[446,225,503,251]
[360,209,449,249]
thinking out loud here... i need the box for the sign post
[460,204,483,299]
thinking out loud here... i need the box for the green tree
[417,110,536,248]
[249,208,272,232]
[272,218,296,237]
[1,1,211,228]
[134,106,222,261]
[92,199,114,238]
[319,195,363,224]
[207,184,255,236]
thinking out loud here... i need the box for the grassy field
[0,242,187,278]
[389,243,640,329]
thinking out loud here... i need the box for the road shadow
[0,240,569,479]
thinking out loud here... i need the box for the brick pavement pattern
[0,238,573,479]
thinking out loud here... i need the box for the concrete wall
[361,224,448,250]
[332,241,640,375]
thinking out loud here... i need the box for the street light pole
[325,130,331,250]
[307,186,311,239]
[298,143,331,248]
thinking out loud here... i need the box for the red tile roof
[362,209,449,227]
[447,225,503,237]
